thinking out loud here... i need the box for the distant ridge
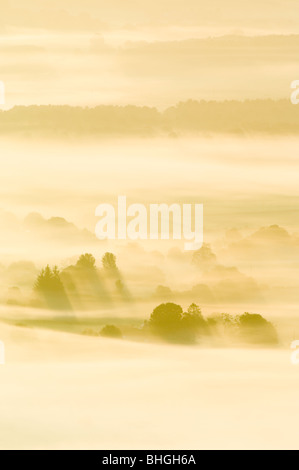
[0,99,298,136]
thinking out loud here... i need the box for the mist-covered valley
[0,135,298,350]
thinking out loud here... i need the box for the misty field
[0,317,298,450]
[0,134,299,449]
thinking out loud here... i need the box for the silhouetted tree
[102,252,117,271]
[34,265,71,310]
[149,303,183,340]
[76,253,96,269]
[148,302,210,343]
[180,304,208,342]
[238,313,278,345]
[182,303,207,331]
[100,325,123,339]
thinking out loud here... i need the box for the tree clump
[76,253,96,270]
[100,325,123,339]
[34,265,71,310]
[148,302,208,344]
[102,253,117,272]
[238,313,278,345]
[147,303,278,346]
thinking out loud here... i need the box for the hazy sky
[1,1,299,36]
[0,1,299,108]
